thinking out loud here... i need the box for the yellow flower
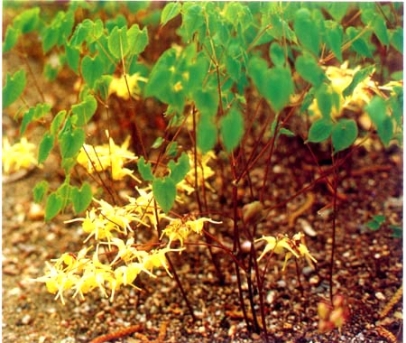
[35,247,92,304]
[256,232,316,270]
[141,246,184,277]
[161,216,222,246]
[76,133,139,181]
[309,61,378,121]
[2,137,38,174]
[66,198,148,243]
[177,150,216,195]
[126,187,164,228]
[108,73,147,100]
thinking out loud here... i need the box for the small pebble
[240,240,252,253]
[298,218,317,237]
[28,203,44,220]
[375,292,386,300]
[20,314,33,325]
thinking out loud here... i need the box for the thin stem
[166,254,197,321]
[260,113,280,202]
[329,154,339,303]
[246,255,261,333]
[230,167,251,330]
[191,107,225,284]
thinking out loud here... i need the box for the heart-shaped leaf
[72,182,93,213]
[152,177,176,214]
[45,192,63,221]
[332,119,358,153]
[3,70,26,109]
[59,128,85,159]
[81,55,104,88]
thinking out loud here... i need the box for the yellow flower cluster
[108,73,148,100]
[37,187,220,303]
[161,215,222,246]
[76,133,139,181]
[309,61,377,122]
[36,243,184,304]
[177,150,217,194]
[65,197,150,243]
[2,137,37,174]
[256,232,317,270]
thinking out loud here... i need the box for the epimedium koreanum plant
[2,1,403,341]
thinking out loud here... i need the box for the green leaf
[61,157,77,174]
[94,75,113,101]
[3,26,20,52]
[187,53,209,92]
[343,65,375,98]
[325,21,343,62]
[70,19,103,47]
[265,67,294,113]
[373,15,389,46]
[152,137,164,149]
[346,27,373,58]
[279,128,295,137]
[33,180,49,203]
[42,25,59,53]
[220,107,244,153]
[168,152,190,184]
[65,42,80,74]
[182,4,205,41]
[391,27,403,53]
[71,182,93,213]
[81,55,104,89]
[366,215,386,231]
[3,70,26,109]
[225,54,242,82]
[324,2,349,22]
[307,118,334,143]
[152,177,176,214]
[51,110,67,136]
[71,95,97,126]
[194,88,219,117]
[70,20,91,46]
[365,96,394,146]
[165,141,178,158]
[197,116,217,154]
[389,225,402,238]
[127,25,149,56]
[366,220,381,231]
[145,49,176,103]
[161,2,181,26]
[137,157,154,181]
[45,192,63,221]
[332,119,358,153]
[372,215,386,224]
[13,7,40,34]
[295,54,326,87]
[365,96,386,125]
[269,42,286,67]
[294,8,320,56]
[316,85,333,119]
[377,117,394,147]
[59,128,85,159]
[38,133,54,164]
[56,182,73,210]
[108,26,129,59]
[20,103,51,136]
